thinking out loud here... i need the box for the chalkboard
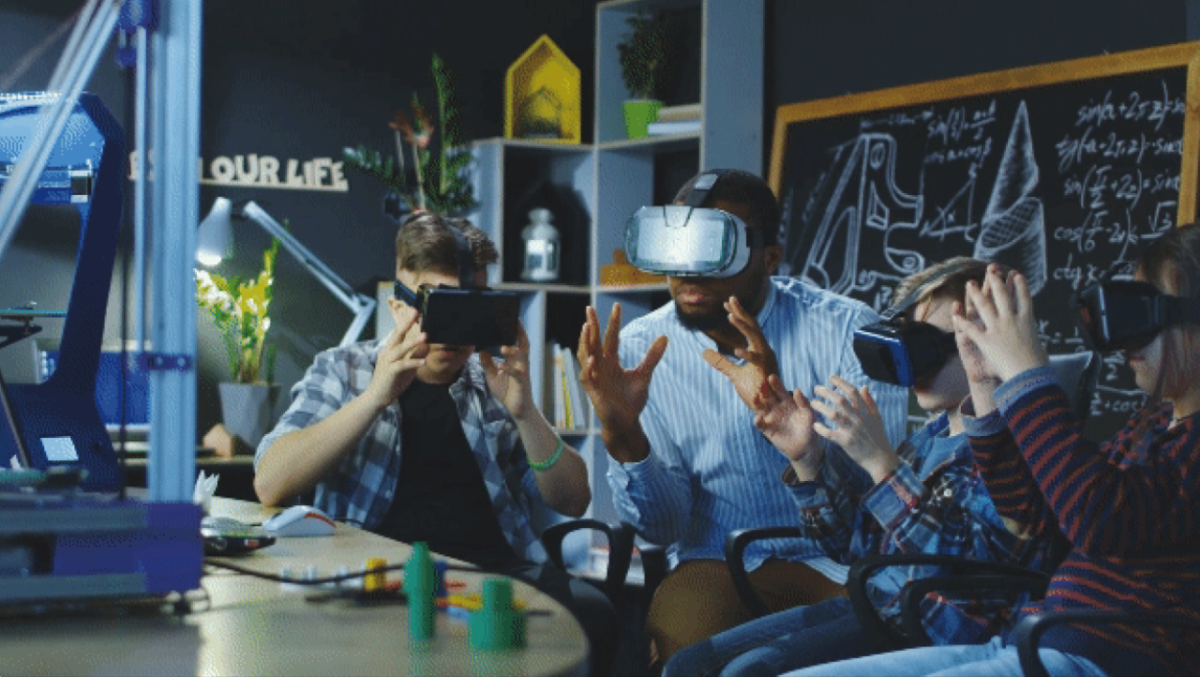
[770,42,1200,440]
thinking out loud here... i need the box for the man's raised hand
[576,303,667,443]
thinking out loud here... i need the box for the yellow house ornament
[505,35,581,143]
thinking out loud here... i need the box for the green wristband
[529,437,564,472]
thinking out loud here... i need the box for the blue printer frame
[0,92,127,491]
[0,91,203,604]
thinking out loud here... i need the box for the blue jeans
[785,635,1108,676]
[663,597,876,677]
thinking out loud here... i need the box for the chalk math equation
[778,74,1189,429]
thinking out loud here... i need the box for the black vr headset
[1075,279,1200,352]
[393,224,520,348]
[852,262,977,387]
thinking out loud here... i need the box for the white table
[0,497,589,676]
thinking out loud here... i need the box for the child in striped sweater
[791,225,1200,676]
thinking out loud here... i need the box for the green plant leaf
[616,10,680,100]
[347,53,477,216]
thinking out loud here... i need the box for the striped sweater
[965,365,1200,676]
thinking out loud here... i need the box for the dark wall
[195,2,596,433]
[0,0,1194,441]
[0,1,596,436]
[769,0,1187,109]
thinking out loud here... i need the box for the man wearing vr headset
[577,169,909,665]
[664,257,1064,677]
[254,212,616,674]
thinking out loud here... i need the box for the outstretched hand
[951,288,1003,417]
[754,374,824,475]
[809,375,896,482]
[576,303,667,439]
[951,265,1048,382]
[952,294,996,385]
[702,296,780,411]
[480,323,535,420]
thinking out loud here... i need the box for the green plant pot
[623,99,663,140]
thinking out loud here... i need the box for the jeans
[786,635,1108,676]
[663,597,876,677]
[647,558,847,666]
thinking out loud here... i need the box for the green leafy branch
[343,53,476,216]
[617,10,681,100]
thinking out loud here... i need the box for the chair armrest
[847,554,1049,651]
[898,574,1048,646]
[724,526,804,618]
[541,518,636,602]
[637,542,670,599]
[1015,610,1200,677]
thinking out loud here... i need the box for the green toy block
[407,541,436,640]
[468,578,527,650]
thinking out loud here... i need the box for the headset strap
[1161,295,1200,327]
[684,169,729,207]
[882,259,981,321]
[448,223,476,288]
[683,169,765,250]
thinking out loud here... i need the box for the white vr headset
[622,170,766,278]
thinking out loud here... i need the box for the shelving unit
[463,0,764,554]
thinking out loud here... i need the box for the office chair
[845,552,1054,650]
[541,519,637,604]
[1013,608,1200,677]
[849,552,1200,677]
[723,350,1100,623]
[1043,349,1100,421]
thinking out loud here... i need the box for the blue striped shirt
[607,277,908,575]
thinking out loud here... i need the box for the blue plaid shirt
[255,338,550,564]
[787,412,1061,645]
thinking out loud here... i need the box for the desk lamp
[197,198,376,347]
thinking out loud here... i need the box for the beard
[673,262,770,332]
[675,304,730,331]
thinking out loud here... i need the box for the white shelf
[471,138,592,153]
[595,283,670,293]
[494,282,593,294]
[595,133,700,152]
[598,0,702,11]
[460,0,764,532]
[555,427,600,437]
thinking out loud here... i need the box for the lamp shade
[196,197,234,266]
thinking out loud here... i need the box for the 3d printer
[0,91,202,605]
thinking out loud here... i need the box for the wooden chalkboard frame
[770,41,1200,226]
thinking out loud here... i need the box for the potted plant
[343,53,476,218]
[195,236,281,451]
[616,9,680,139]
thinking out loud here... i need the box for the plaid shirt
[787,412,1062,645]
[255,337,550,564]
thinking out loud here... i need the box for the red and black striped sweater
[967,366,1200,676]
